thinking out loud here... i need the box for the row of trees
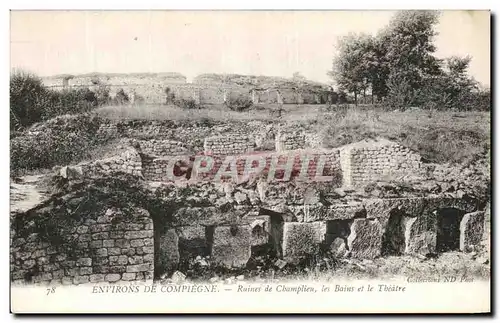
[329,11,490,110]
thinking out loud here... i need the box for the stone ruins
[10,121,488,286]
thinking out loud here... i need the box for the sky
[10,10,491,86]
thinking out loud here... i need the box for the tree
[417,55,480,111]
[380,10,442,106]
[329,33,375,105]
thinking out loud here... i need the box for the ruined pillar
[251,90,258,104]
[460,211,485,252]
[404,212,437,255]
[282,222,326,264]
[347,218,383,259]
[276,90,283,105]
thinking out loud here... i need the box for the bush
[94,84,111,106]
[225,95,253,112]
[175,98,201,110]
[113,88,130,105]
[40,87,98,120]
[10,69,51,130]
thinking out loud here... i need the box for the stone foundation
[10,193,485,285]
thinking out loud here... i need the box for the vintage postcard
[9,9,491,314]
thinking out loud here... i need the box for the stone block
[347,218,383,259]
[282,222,326,264]
[105,274,121,282]
[103,240,114,248]
[122,273,136,281]
[212,225,252,268]
[90,274,105,283]
[126,263,152,273]
[108,248,121,256]
[73,275,89,285]
[117,255,129,265]
[92,232,109,240]
[108,266,126,274]
[76,257,92,267]
[89,240,103,248]
[404,215,437,255]
[130,239,144,247]
[96,248,108,257]
[460,211,485,252]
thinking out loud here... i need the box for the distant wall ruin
[42,75,333,105]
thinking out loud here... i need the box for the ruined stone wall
[79,148,143,178]
[80,126,423,190]
[275,130,324,151]
[10,208,154,286]
[142,157,194,182]
[95,120,265,153]
[137,139,188,157]
[142,149,343,185]
[200,88,226,105]
[42,74,334,105]
[339,139,423,187]
[204,135,256,155]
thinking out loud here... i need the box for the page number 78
[46,287,56,295]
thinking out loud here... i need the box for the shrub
[225,95,253,112]
[175,98,201,110]
[10,69,51,130]
[94,84,111,106]
[41,87,98,118]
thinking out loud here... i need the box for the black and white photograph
[8,9,491,313]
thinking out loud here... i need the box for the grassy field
[95,103,491,164]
